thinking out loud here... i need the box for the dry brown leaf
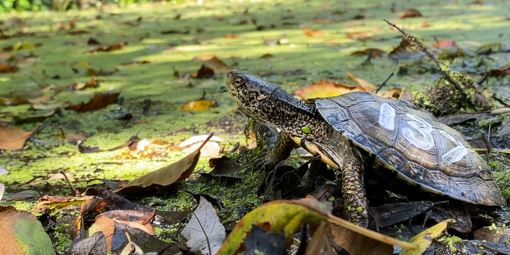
[388,39,416,60]
[350,48,386,58]
[193,54,216,61]
[260,53,274,60]
[433,40,458,49]
[294,79,363,100]
[346,31,371,39]
[87,42,128,53]
[204,57,233,73]
[379,88,403,99]
[0,63,18,73]
[398,9,423,19]
[27,95,52,104]
[0,126,40,150]
[303,29,325,38]
[115,135,212,194]
[346,72,378,93]
[66,92,120,112]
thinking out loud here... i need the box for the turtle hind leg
[341,156,369,227]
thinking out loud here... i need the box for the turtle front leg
[341,156,369,227]
[256,131,298,171]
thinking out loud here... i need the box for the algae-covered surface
[1,0,510,252]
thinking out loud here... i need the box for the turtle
[225,71,507,227]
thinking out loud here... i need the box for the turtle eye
[234,77,244,87]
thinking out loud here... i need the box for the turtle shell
[315,91,506,206]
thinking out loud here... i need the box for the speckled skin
[226,71,369,226]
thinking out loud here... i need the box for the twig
[193,212,212,255]
[59,170,79,197]
[384,19,477,109]
[477,72,489,85]
[142,209,156,225]
[375,72,394,94]
[361,49,373,67]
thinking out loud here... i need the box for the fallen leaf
[0,63,18,73]
[0,126,40,150]
[401,219,455,255]
[3,190,38,201]
[350,48,386,58]
[161,30,190,34]
[27,95,52,104]
[346,72,378,93]
[114,134,213,194]
[294,79,363,100]
[346,31,371,39]
[182,196,226,255]
[379,88,403,99]
[179,100,216,111]
[66,92,120,112]
[204,57,233,74]
[476,43,510,55]
[120,60,150,66]
[68,231,107,255]
[388,39,417,60]
[193,65,215,78]
[260,53,274,60]
[87,42,128,53]
[433,40,458,49]
[193,54,216,61]
[87,38,101,45]
[225,34,237,39]
[305,222,392,255]
[68,30,88,35]
[0,206,55,255]
[313,17,340,24]
[437,112,491,126]
[216,197,416,254]
[303,29,325,38]
[488,66,510,77]
[398,9,423,19]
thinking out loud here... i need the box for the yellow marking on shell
[291,136,340,169]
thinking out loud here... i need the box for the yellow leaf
[400,219,455,255]
[179,100,216,111]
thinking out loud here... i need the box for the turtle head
[226,71,278,121]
